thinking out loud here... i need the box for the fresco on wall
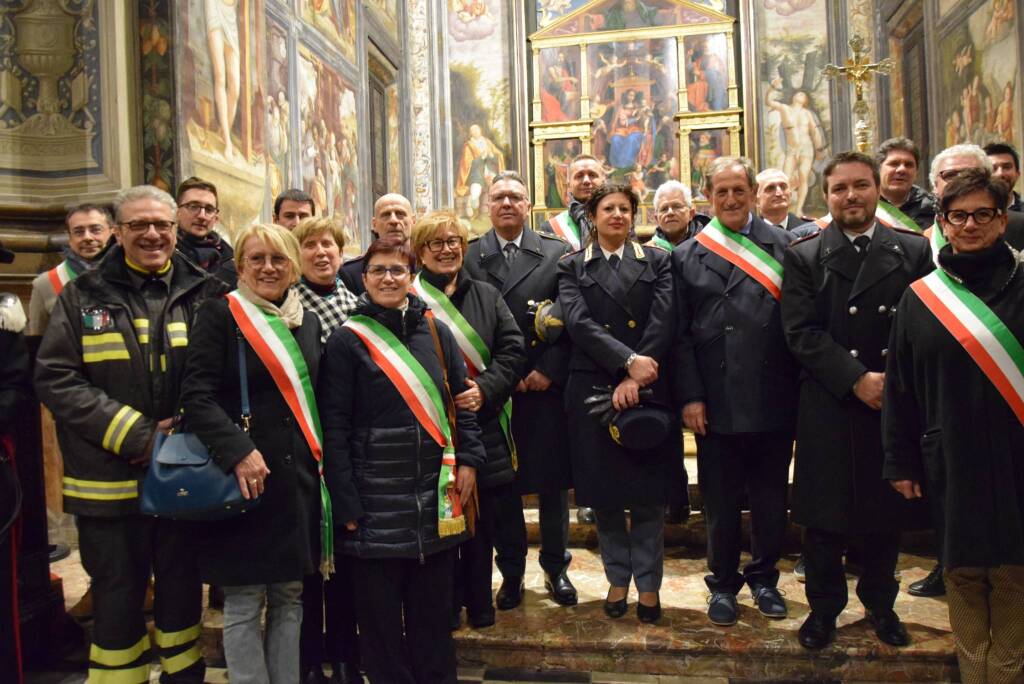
[535,0,726,28]
[300,0,357,64]
[539,0,716,36]
[542,139,582,208]
[386,83,402,192]
[936,1,1019,150]
[297,44,361,248]
[753,0,831,217]
[266,17,292,200]
[447,0,514,229]
[179,0,269,234]
[365,0,399,38]
[540,47,582,122]
[141,0,176,191]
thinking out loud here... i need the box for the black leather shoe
[637,599,661,624]
[752,585,787,618]
[908,563,945,597]
[302,666,328,684]
[868,610,910,647]
[495,576,525,610]
[468,609,496,629]
[329,663,362,684]
[545,570,578,606]
[798,612,836,650]
[707,591,738,626]
[665,503,691,524]
[449,607,462,631]
[604,590,628,618]
[576,506,596,524]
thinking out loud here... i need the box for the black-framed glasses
[425,237,463,253]
[119,220,177,234]
[181,202,219,216]
[366,265,410,279]
[943,208,1002,227]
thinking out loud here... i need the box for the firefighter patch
[81,307,113,331]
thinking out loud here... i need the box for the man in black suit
[782,151,932,650]
[755,168,807,231]
[673,157,799,626]
[339,193,415,294]
[464,170,578,608]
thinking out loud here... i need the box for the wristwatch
[624,353,638,370]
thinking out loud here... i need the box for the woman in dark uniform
[556,182,676,623]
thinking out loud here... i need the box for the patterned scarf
[236,282,304,329]
[295,277,359,343]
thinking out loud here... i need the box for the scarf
[236,282,304,329]
[182,231,228,273]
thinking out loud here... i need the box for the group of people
[5,134,1021,684]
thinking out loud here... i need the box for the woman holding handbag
[410,210,526,630]
[180,223,331,684]
[319,236,485,684]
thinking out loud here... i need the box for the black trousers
[696,431,792,594]
[78,515,204,684]
[454,483,514,619]
[352,549,458,684]
[803,527,901,620]
[666,429,691,510]
[300,557,359,669]
[492,486,569,578]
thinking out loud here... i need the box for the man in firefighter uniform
[35,185,226,683]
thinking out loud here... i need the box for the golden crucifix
[823,34,894,152]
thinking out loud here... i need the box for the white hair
[653,180,692,211]
[756,167,789,185]
[929,144,992,190]
[112,185,177,223]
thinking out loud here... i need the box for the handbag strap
[237,332,251,433]
[425,316,458,450]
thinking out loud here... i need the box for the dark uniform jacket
[417,268,526,489]
[882,241,1024,568]
[464,227,573,494]
[0,294,30,455]
[34,247,225,516]
[319,295,486,560]
[781,222,932,533]
[557,241,675,508]
[671,215,799,435]
[179,297,323,586]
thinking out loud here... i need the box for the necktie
[608,254,621,272]
[853,235,871,255]
[503,242,518,266]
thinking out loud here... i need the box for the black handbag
[140,337,260,520]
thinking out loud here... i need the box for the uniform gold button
[850,349,859,358]
[878,305,888,314]
[628,320,636,328]
[531,340,537,347]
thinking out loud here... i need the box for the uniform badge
[81,307,113,331]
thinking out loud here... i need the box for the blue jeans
[223,582,303,684]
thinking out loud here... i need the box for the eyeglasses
[425,237,462,253]
[119,220,177,234]
[244,254,290,269]
[366,265,410,279]
[943,208,1002,227]
[490,192,526,205]
[937,168,969,182]
[657,203,691,214]
[181,202,219,216]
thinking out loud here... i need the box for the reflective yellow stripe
[87,663,151,684]
[160,354,167,372]
[83,332,130,363]
[83,332,126,346]
[134,319,150,345]
[63,476,138,501]
[154,624,201,648]
[167,322,188,348]
[102,406,143,454]
[89,634,149,667]
[159,644,201,674]
[84,349,132,363]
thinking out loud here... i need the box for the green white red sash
[548,210,581,250]
[911,271,1024,424]
[929,222,947,267]
[47,260,78,296]
[695,217,783,300]
[876,199,922,233]
[342,314,465,536]
[650,233,674,253]
[226,291,335,573]
[411,273,517,469]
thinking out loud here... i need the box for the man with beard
[782,152,932,650]
[464,171,579,609]
[338,193,415,296]
[539,154,606,252]
[174,177,237,288]
[29,204,114,336]
[984,142,1023,213]
[875,137,938,231]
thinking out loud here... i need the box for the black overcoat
[781,222,933,533]
[557,241,676,508]
[180,296,322,586]
[671,216,799,435]
[464,227,573,494]
[882,242,1024,568]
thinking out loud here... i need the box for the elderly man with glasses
[175,176,237,287]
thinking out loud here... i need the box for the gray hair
[653,180,692,210]
[930,144,993,190]
[755,167,789,185]
[705,156,757,193]
[488,170,528,194]
[112,185,177,223]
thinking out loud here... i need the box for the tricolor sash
[342,314,466,536]
[226,291,335,574]
[911,270,1024,425]
[876,199,922,233]
[548,210,581,250]
[412,273,517,469]
[695,218,784,300]
[929,222,947,268]
[47,260,78,296]
[649,233,674,253]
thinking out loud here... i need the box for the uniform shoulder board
[468,232,482,242]
[790,230,822,246]
[0,292,27,333]
[892,226,927,238]
[537,231,567,244]
[559,248,581,259]
[632,241,646,259]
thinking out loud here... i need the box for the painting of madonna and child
[586,38,680,201]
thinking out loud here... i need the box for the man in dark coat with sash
[538,154,604,253]
[781,151,932,650]
[883,168,1024,682]
[464,170,579,608]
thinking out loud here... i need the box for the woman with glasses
[181,223,329,684]
[410,211,526,630]
[319,237,485,683]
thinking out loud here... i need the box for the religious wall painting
[686,127,731,200]
[539,47,582,122]
[535,0,727,28]
[265,16,292,201]
[386,83,401,193]
[751,0,831,217]
[297,43,361,251]
[299,0,357,64]
[935,0,1020,151]
[536,0,720,38]
[364,0,399,38]
[937,0,964,20]
[140,0,176,192]
[541,138,582,208]
[683,32,729,112]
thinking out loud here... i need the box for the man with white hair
[648,180,706,252]
[755,168,805,231]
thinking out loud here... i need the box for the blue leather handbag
[140,337,260,520]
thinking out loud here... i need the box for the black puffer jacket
[320,294,486,559]
[418,268,525,488]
